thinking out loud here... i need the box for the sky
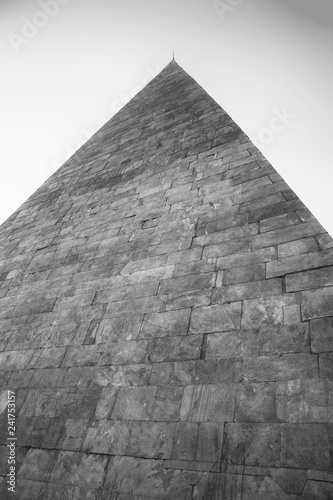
[1,0,333,236]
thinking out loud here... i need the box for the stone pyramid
[0,60,332,499]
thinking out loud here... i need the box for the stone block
[270,468,306,495]
[99,340,148,365]
[106,295,167,316]
[196,422,223,462]
[165,290,211,310]
[151,386,184,420]
[194,472,242,500]
[173,260,215,277]
[202,237,252,259]
[60,418,90,451]
[252,221,325,250]
[278,237,318,259]
[267,248,333,279]
[251,323,310,356]
[235,383,276,422]
[121,255,167,275]
[287,266,333,293]
[95,387,118,420]
[206,331,241,358]
[149,335,202,362]
[281,424,331,469]
[158,273,215,295]
[111,386,157,420]
[215,247,277,270]
[96,315,143,343]
[260,212,301,233]
[283,304,301,324]
[62,345,102,367]
[193,224,258,248]
[104,456,191,498]
[242,354,318,382]
[34,347,67,368]
[212,279,282,303]
[149,362,173,386]
[222,264,265,285]
[50,451,108,488]
[277,379,328,423]
[223,423,281,467]
[17,449,57,482]
[95,364,152,388]
[190,305,240,334]
[242,295,295,329]
[172,422,199,461]
[168,360,217,386]
[180,384,236,422]
[301,480,333,500]
[302,287,333,320]
[216,358,242,383]
[319,354,333,377]
[82,420,131,455]
[310,317,333,353]
[139,308,190,339]
[126,421,177,459]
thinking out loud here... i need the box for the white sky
[1,0,333,235]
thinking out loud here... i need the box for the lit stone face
[0,60,332,498]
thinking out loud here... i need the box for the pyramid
[0,60,332,499]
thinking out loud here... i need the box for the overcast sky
[1,0,333,236]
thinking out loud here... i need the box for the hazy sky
[1,0,333,235]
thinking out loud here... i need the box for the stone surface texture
[0,60,332,499]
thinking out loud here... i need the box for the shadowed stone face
[0,60,332,498]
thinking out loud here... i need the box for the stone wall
[0,60,332,499]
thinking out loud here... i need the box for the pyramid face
[0,60,333,499]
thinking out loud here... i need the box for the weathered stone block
[139,308,190,339]
[286,266,333,292]
[310,317,333,353]
[111,386,157,420]
[151,386,184,420]
[267,248,333,278]
[219,282,285,309]
[243,324,310,356]
[17,449,57,482]
[180,384,236,422]
[206,331,241,358]
[127,421,177,459]
[99,340,148,365]
[277,379,328,423]
[242,295,295,329]
[82,420,131,455]
[50,451,108,488]
[278,237,318,259]
[281,424,331,469]
[196,422,223,462]
[95,387,118,420]
[96,315,143,343]
[104,456,191,498]
[242,354,318,382]
[202,237,252,259]
[158,273,215,295]
[235,383,276,422]
[302,287,333,320]
[190,305,240,334]
[223,423,281,467]
[260,212,301,233]
[172,422,199,461]
[95,364,152,388]
[222,264,265,285]
[149,335,202,362]
[216,358,242,383]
